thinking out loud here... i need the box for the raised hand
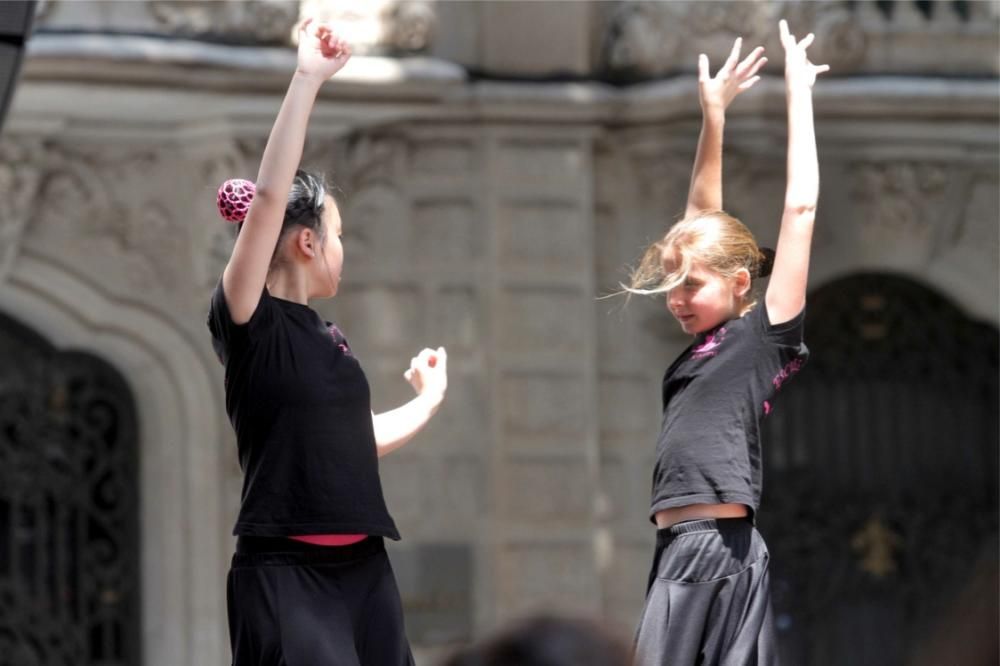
[698,37,767,113]
[779,19,829,90]
[404,347,448,403]
[296,18,352,81]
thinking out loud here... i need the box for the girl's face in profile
[662,250,747,336]
[315,195,344,298]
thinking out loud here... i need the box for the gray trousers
[634,518,779,666]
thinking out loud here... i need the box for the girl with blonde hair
[630,21,828,664]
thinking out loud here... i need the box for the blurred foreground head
[442,614,632,666]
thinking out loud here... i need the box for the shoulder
[746,301,806,346]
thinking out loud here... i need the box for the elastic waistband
[232,535,384,567]
[656,517,752,547]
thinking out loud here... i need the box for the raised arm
[222,20,351,324]
[685,38,767,218]
[765,20,829,325]
[372,347,448,457]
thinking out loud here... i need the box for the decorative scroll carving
[149,0,299,45]
[0,139,43,283]
[296,0,437,54]
[385,1,436,53]
[600,1,979,79]
[28,145,189,290]
[852,161,949,239]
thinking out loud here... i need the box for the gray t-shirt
[651,302,808,521]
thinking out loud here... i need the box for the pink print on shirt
[327,324,352,355]
[691,327,728,360]
[763,354,806,416]
[772,356,805,391]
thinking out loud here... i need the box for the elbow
[250,183,283,204]
[783,202,817,219]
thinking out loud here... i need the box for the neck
[266,268,311,305]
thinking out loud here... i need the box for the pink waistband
[288,534,368,546]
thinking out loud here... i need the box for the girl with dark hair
[627,22,827,664]
[208,19,445,666]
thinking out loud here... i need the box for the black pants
[634,518,778,666]
[227,536,414,666]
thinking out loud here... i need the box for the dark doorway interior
[759,272,998,666]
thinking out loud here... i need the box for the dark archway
[0,311,140,665]
[759,273,998,665]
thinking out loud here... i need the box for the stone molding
[31,1,997,77]
[36,0,435,53]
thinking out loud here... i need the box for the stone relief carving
[852,161,953,262]
[0,139,44,283]
[384,1,436,54]
[298,0,435,54]
[346,133,408,190]
[602,1,868,78]
[26,145,189,291]
[854,161,948,235]
[148,0,299,45]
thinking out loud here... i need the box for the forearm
[372,393,442,457]
[686,107,725,217]
[223,72,325,319]
[254,72,324,200]
[784,87,819,213]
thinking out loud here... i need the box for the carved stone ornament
[297,0,417,55]
[30,145,188,291]
[0,139,44,283]
[149,0,299,45]
[384,1,436,54]
[601,1,868,79]
[853,161,948,237]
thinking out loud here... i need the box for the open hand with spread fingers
[698,37,767,113]
[779,19,830,89]
[296,18,352,81]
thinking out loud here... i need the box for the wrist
[785,80,815,95]
[292,69,328,89]
[701,102,727,120]
[416,390,444,412]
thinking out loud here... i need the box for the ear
[733,268,752,299]
[295,227,316,258]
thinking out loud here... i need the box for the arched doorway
[0,312,140,665]
[759,273,998,665]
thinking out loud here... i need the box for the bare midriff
[654,503,749,529]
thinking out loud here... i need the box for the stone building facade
[1,2,997,664]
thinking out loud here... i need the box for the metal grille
[0,313,140,665]
[759,273,998,665]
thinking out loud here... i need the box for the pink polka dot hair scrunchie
[216,179,256,223]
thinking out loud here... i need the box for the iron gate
[0,313,140,665]
[759,273,998,665]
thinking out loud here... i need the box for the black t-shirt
[650,302,808,522]
[208,281,400,539]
